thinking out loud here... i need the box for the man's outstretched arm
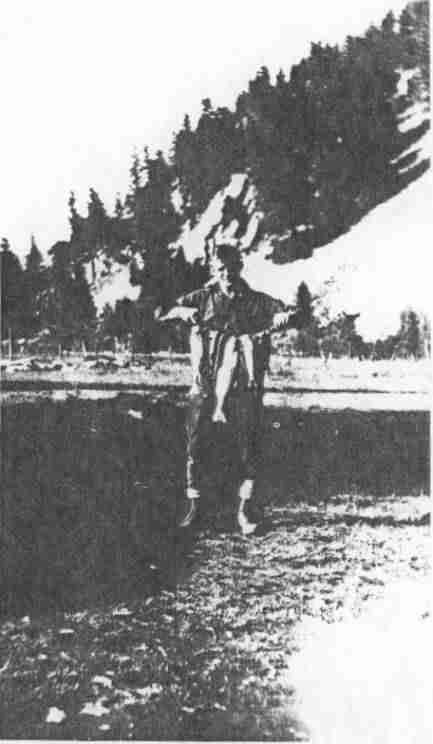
[271,306,302,332]
[249,291,302,334]
[155,305,198,325]
[154,287,208,325]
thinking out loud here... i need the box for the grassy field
[2,354,431,394]
[0,393,430,740]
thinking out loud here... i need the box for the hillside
[244,171,431,340]
[169,56,430,341]
[2,2,430,351]
[80,158,431,341]
[84,3,431,342]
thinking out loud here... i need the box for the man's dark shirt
[177,278,287,390]
[178,278,286,332]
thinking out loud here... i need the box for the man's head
[210,243,243,294]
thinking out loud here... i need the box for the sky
[0,0,414,261]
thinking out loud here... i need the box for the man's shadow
[3,396,428,617]
[123,400,431,587]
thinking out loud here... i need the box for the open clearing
[2,355,431,394]
[0,388,430,740]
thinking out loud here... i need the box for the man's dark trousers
[185,384,265,504]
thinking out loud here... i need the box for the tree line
[1,1,430,354]
[279,281,430,359]
[2,234,429,359]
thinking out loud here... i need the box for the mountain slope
[244,171,431,340]
[84,255,140,314]
[70,5,430,344]
[170,167,430,341]
[169,58,430,341]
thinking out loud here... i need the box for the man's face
[212,257,242,294]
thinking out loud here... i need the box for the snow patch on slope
[396,67,414,97]
[396,66,429,131]
[171,182,184,214]
[168,71,430,342]
[244,174,431,340]
[173,174,249,261]
[172,165,431,340]
[85,255,140,314]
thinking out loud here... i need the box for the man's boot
[237,479,259,536]
[178,488,200,528]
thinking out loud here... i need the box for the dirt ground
[0,392,430,740]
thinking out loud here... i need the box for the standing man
[161,244,300,535]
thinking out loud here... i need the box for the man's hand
[156,306,199,325]
[272,310,296,331]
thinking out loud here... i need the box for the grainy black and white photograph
[0,1,431,741]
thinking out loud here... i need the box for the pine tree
[44,241,96,348]
[123,149,182,348]
[1,238,25,340]
[318,313,363,358]
[400,6,416,38]
[70,262,97,346]
[276,69,286,89]
[381,10,396,36]
[106,194,132,264]
[25,235,43,274]
[129,151,142,191]
[396,308,422,357]
[172,114,199,223]
[293,281,320,355]
[420,313,431,356]
[114,194,124,219]
[68,191,94,266]
[201,97,212,115]
[85,188,107,281]
[173,101,244,222]
[97,303,115,350]
[297,282,313,323]
[23,235,47,336]
[44,241,73,343]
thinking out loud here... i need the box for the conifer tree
[295,281,314,326]
[44,240,96,348]
[130,151,142,191]
[25,235,43,275]
[381,10,396,36]
[85,189,107,281]
[23,235,47,336]
[1,238,25,340]
[125,151,143,216]
[70,262,97,346]
[123,149,181,348]
[114,194,124,219]
[173,101,244,222]
[105,194,132,264]
[420,313,431,356]
[172,114,199,223]
[97,303,115,350]
[400,6,416,38]
[396,308,422,357]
